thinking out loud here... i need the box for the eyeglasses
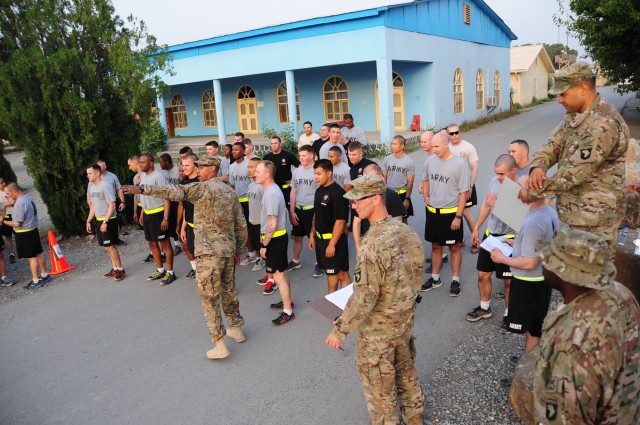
[448,131,460,136]
[349,194,377,205]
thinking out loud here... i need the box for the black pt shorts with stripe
[506,276,552,337]
[93,220,119,247]
[424,210,463,246]
[143,211,169,242]
[265,233,289,274]
[15,227,43,259]
[315,234,349,275]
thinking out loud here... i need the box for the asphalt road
[0,87,632,425]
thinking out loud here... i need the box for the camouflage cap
[195,156,221,167]
[548,62,595,95]
[343,174,386,200]
[537,228,616,290]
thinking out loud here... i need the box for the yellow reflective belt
[485,229,515,239]
[3,214,10,219]
[427,205,458,214]
[315,231,333,240]
[514,275,544,282]
[261,229,287,239]
[281,184,290,189]
[250,222,259,226]
[296,204,314,210]
[14,227,35,233]
[144,206,165,214]
[96,215,117,222]
[187,221,194,228]
[137,202,142,207]
[396,189,407,195]
[238,197,249,203]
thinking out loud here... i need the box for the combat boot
[226,326,246,343]
[403,414,424,425]
[206,339,230,360]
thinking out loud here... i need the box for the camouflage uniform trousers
[570,224,618,257]
[195,255,244,341]
[356,333,424,425]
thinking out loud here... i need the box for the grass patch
[459,109,521,132]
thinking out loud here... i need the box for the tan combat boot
[226,326,246,343]
[206,338,230,360]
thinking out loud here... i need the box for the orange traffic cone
[48,230,76,276]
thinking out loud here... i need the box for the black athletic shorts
[292,207,314,237]
[315,233,349,275]
[265,233,288,273]
[143,210,169,242]
[93,220,119,247]
[0,235,4,251]
[15,227,43,259]
[185,224,195,255]
[476,234,512,279]
[279,186,291,210]
[465,185,478,208]
[424,209,463,246]
[398,192,413,217]
[240,201,249,223]
[167,202,179,240]
[506,276,552,337]
[1,214,13,237]
[248,222,261,254]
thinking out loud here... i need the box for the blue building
[157,0,517,143]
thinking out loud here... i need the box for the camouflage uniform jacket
[528,95,629,227]
[534,281,640,424]
[332,216,423,341]
[144,179,247,258]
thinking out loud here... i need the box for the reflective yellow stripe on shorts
[395,189,407,195]
[187,221,194,228]
[14,227,36,233]
[137,202,142,207]
[96,215,117,222]
[427,205,458,214]
[281,184,290,189]
[144,206,165,214]
[485,229,515,239]
[238,197,249,203]
[514,275,544,282]
[296,204,314,211]
[3,214,10,219]
[315,232,333,240]
[261,229,287,239]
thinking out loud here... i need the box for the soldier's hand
[484,193,496,207]
[325,244,336,258]
[289,211,299,226]
[471,229,479,246]
[325,332,342,351]
[85,222,92,234]
[403,198,410,209]
[118,203,125,212]
[180,229,187,243]
[160,218,169,231]
[528,168,547,190]
[490,248,504,264]
[308,237,315,250]
[139,215,144,227]
[122,185,141,195]
[518,188,532,204]
[259,247,267,259]
[451,217,461,231]
[235,253,242,265]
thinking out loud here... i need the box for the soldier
[520,62,630,254]
[534,228,639,424]
[326,174,424,425]
[122,156,248,360]
[382,135,416,224]
[179,154,200,279]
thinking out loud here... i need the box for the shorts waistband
[315,231,333,240]
[485,229,515,239]
[144,206,165,214]
[281,184,290,189]
[14,227,36,233]
[238,197,249,203]
[3,214,11,219]
[514,275,544,282]
[427,205,458,214]
[261,229,287,239]
[296,204,314,211]
[395,189,407,195]
[96,215,117,221]
[187,221,194,228]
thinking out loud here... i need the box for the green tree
[542,43,578,69]
[558,0,640,92]
[0,144,17,183]
[0,0,172,234]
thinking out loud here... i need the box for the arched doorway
[237,85,258,133]
[375,73,406,131]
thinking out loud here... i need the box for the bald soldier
[326,175,424,425]
[534,228,639,424]
[520,62,629,254]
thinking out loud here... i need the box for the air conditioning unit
[487,96,498,107]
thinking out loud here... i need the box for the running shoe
[312,264,324,278]
[9,254,16,264]
[420,277,442,292]
[39,275,52,285]
[272,311,295,325]
[494,290,505,300]
[103,268,116,278]
[285,260,301,272]
[173,245,182,256]
[142,253,154,263]
[160,272,177,286]
[270,301,294,310]
[252,258,265,272]
[113,270,126,282]
[147,270,165,281]
[262,282,278,295]
[186,269,196,279]
[0,276,15,287]
[449,280,461,297]
[465,306,492,322]
[256,275,269,286]
[239,256,258,266]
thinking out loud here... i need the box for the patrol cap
[548,62,595,95]
[536,228,616,290]
[343,175,386,200]
[195,156,221,167]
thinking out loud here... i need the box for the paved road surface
[0,87,632,425]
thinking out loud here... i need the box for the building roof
[510,45,555,73]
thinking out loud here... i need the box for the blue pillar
[285,70,299,137]
[156,94,167,135]
[376,58,394,145]
[213,79,227,144]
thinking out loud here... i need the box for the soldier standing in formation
[534,228,639,424]
[326,174,424,425]
[122,156,248,360]
[520,62,629,254]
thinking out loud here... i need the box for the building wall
[510,56,551,106]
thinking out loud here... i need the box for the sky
[110,0,584,58]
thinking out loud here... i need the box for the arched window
[276,82,300,124]
[170,94,188,129]
[202,90,217,127]
[476,69,484,110]
[323,76,349,122]
[453,69,464,114]
[494,71,501,106]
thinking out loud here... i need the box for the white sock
[480,301,490,310]
[283,309,293,315]
[248,251,256,258]
[190,260,197,270]
[452,276,460,281]
[174,240,180,247]
[442,253,448,259]
[432,274,440,281]
[267,278,275,283]
[167,270,174,275]
[157,267,165,273]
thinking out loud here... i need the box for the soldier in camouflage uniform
[520,62,629,254]
[123,156,248,360]
[325,175,425,425]
[534,228,639,424]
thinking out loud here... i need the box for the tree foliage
[0,0,172,234]
[0,144,17,183]
[560,0,640,92]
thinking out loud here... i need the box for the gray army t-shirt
[229,158,250,198]
[88,181,116,219]
[140,170,167,211]
[423,155,470,208]
[319,142,347,163]
[12,194,39,229]
[382,153,415,191]
[485,176,516,235]
[260,184,288,235]
[510,205,559,278]
[332,162,351,189]
[248,181,264,224]
[291,165,317,207]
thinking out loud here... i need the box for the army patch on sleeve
[545,396,558,420]
[354,270,361,282]
[579,148,592,160]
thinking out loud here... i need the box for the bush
[0,142,16,183]
[261,124,298,156]
[139,121,168,156]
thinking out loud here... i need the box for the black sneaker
[103,268,116,278]
[173,246,182,256]
[161,253,166,263]
[272,311,295,325]
[270,300,294,310]
[442,255,449,263]
[501,317,510,331]
[421,277,442,292]
[500,377,511,388]
[425,265,432,274]
[186,269,196,279]
[160,272,177,286]
[0,277,15,287]
[465,306,492,322]
[256,275,269,286]
[263,282,278,295]
[146,270,165,281]
[449,280,461,297]
[115,239,127,246]
[509,355,520,366]
[285,260,301,272]
[113,270,126,282]
[142,253,154,263]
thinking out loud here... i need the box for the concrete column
[213,79,226,143]
[376,57,394,145]
[156,94,167,134]
[285,70,299,137]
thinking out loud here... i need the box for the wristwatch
[139,184,145,192]
[455,214,462,219]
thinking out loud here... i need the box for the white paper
[492,177,529,233]
[324,283,354,310]
[480,235,513,257]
